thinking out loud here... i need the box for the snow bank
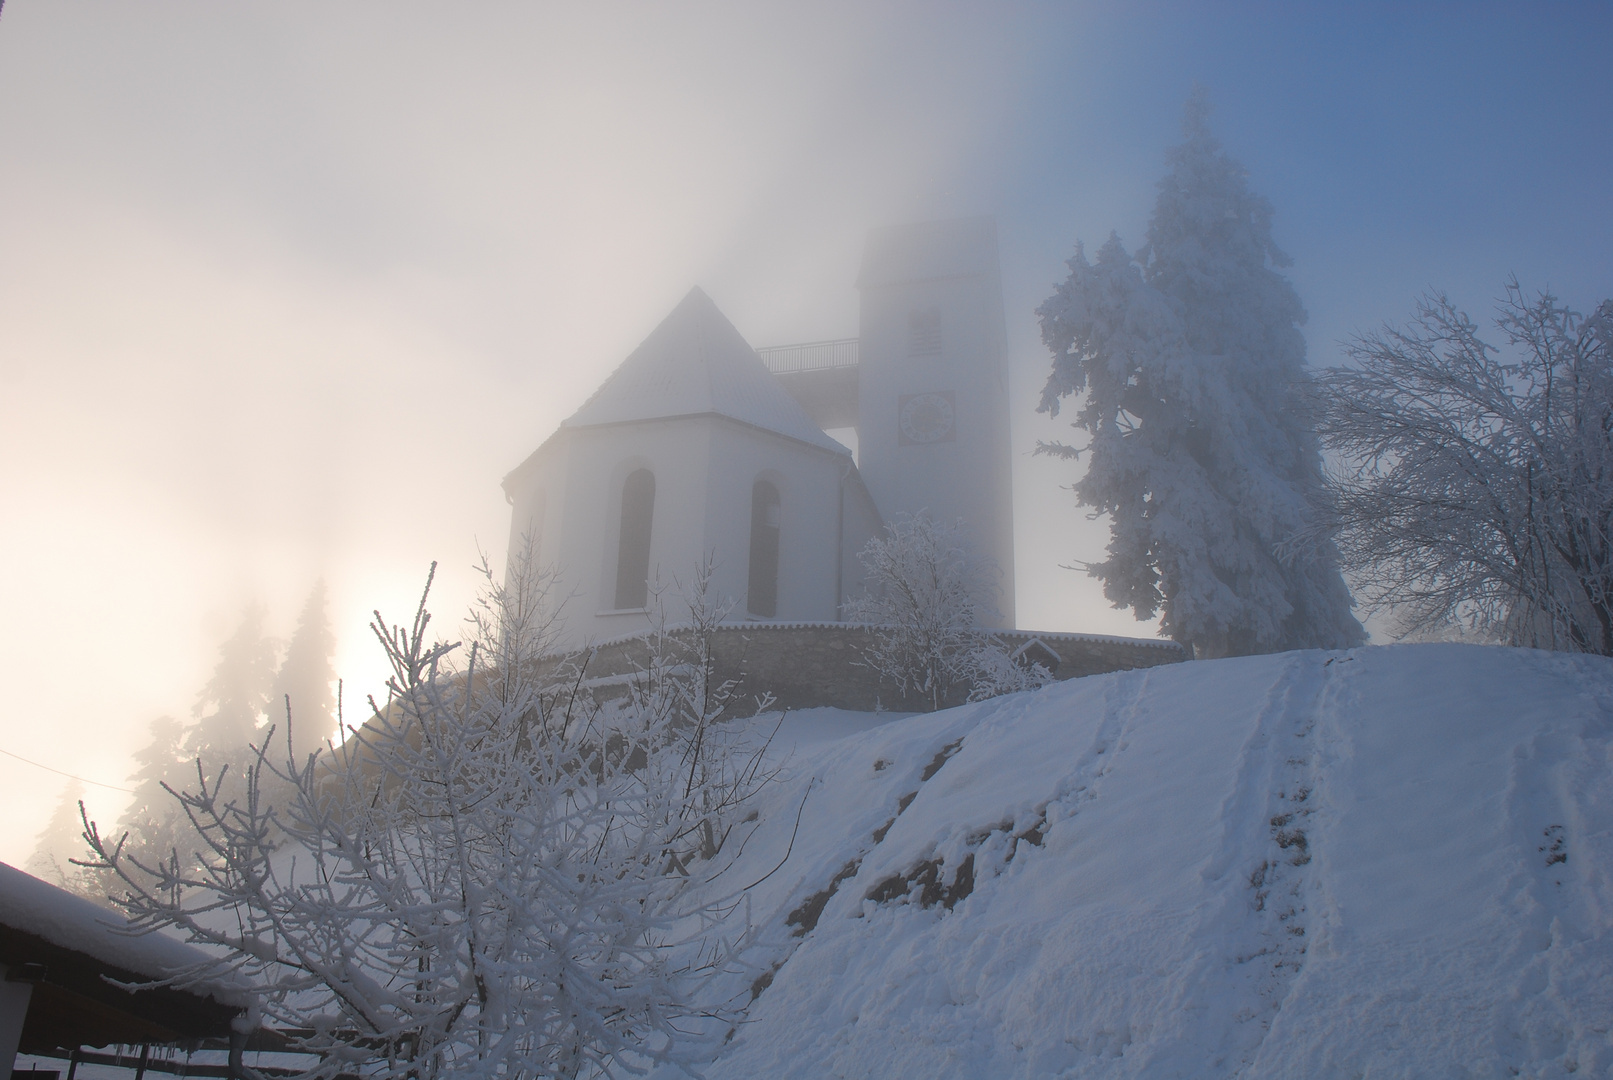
[669,644,1613,1078]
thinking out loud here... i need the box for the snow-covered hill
[668,644,1613,1078]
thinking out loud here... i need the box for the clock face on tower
[897,391,956,445]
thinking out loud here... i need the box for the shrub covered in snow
[846,515,1049,709]
[84,545,775,1079]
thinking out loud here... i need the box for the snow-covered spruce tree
[26,781,92,893]
[1320,286,1613,653]
[101,606,280,891]
[85,549,769,1079]
[1037,92,1364,658]
[269,581,338,755]
[186,602,279,766]
[847,515,1049,710]
[117,715,190,857]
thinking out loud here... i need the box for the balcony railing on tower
[756,338,859,375]
[757,339,860,431]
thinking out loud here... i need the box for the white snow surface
[661,645,1613,1078]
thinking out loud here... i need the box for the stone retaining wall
[558,623,1186,714]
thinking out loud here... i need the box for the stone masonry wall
[556,623,1186,714]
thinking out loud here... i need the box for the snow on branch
[846,515,1050,710]
[1320,285,1613,654]
[82,536,778,1078]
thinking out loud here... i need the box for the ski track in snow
[1161,652,1326,1070]
[1490,649,1613,1072]
[647,645,1613,1080]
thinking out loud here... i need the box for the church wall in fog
[701,420,859,626]
[509,414,878,647]
[503,221,1020,649]
[509,419,710,645]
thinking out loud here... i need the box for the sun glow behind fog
[0,1,1081,859]
[2,2,1609,864]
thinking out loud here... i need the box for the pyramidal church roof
[558,286,847,454]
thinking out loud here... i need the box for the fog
[0,2,1607,864]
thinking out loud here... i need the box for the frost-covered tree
[848,515,1049,709]
[634,556,782,867]
[26,781,89,891]
[88,714,195,895]
[186,602,278,766]
[269,581,337,751]
[1037,91,1364,658]
[1321,285,1613,653]
[106,606,280,886]
[85,551,773,1078]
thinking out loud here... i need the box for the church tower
[854,217,1016,627]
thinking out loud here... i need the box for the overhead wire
[0,746,134,793]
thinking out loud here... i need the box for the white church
[502,217,1017,650]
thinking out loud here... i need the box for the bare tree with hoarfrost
[628,557,781,870]
[848,515,1048,710]
[83,542,773,1079]
[1037,91,1364,659]
[1320,285,1613,653]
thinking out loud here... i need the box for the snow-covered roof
[0,861,251,1009]
[558,287,848,455]
[856,216,1000,289]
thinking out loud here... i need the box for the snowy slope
[665,644,1613,1079]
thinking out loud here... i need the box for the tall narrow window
[614,469,655,609]
[747,480,781,617]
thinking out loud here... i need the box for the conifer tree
[1038,91,1363,658]
[26,780,88,890]
[122,714,190,847]
[269,581,337,751]
[109,606,278,886]
[86,714,194,896]
[184,602,278,768]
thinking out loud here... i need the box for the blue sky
[0,1,1607,858]
[1002,3,1610,352]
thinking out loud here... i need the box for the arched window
[748,480,781,617]
[614,469,655,609]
